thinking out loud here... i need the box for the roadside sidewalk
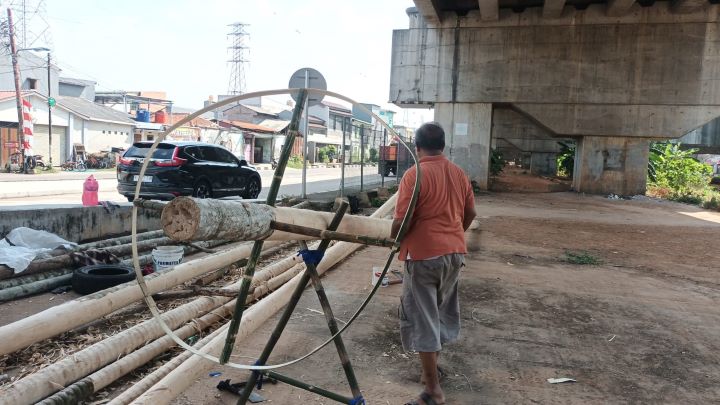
[0,170,117,182]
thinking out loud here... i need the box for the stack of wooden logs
[0,195,396,405]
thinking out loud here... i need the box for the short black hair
[414,122,445,151]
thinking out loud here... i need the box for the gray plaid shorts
[398,253,464,352]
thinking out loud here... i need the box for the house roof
[56,95,135,125]
[170,113,219,129]
[0,91,133,126]
[59,77,96,86]
[323,100,352,114]
[239,104,289,117]
[257,118,290,132]
[222,120,276,134]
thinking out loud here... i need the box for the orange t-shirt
[394,154,474,261]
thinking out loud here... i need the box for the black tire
[126,195,135,202]
[193,180,212,199]
[242,177,261,199]
[77,163,87,172]
[383,166,392,177]
[72,264,136,295]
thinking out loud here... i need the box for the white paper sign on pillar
[454,122,468,136]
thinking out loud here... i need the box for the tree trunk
[161,197,391,243]
[132,196,396,404]
[0,240,283,356]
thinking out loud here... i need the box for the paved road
[0,166,397,206]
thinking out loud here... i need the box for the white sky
[30,0,433,127]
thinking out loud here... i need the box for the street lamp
[17,47,52,168]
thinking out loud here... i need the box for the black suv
[117,141,262,201]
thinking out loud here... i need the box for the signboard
[288,67,326,105]
[4,142,19,149]
[454,123,468,136]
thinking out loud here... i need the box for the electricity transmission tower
[227,22,249,95]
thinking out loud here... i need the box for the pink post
[82,175,99,206]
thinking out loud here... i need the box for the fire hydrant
[82,175,99,207]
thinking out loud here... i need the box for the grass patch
[286,155,303,169]
[564,251,602,265]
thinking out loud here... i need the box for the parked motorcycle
[33,154,45,168]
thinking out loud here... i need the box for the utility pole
[47,52,52,167]
[8,9,26,171]
[301,69,309,199]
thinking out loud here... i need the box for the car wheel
[126,195,135,202]
[242,177,261,199]
[193,180,212,199]
[72,264,136,295]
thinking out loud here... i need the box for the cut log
[0,240,283,356]
[0,243,299,404]
[132,196,396,404]
[161,197,391,243]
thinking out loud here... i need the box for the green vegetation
[317,145,338,163]
[287,155,303,169]
[490,149,506,176]
[369,147,378,163]
[556,141,575,178]
[647,142,719,209]
[371,197,387,207]
[564,251,602,265]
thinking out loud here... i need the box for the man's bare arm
[462,202,477,231]
[391,217,403,239]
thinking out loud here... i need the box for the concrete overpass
[390,0,720,194]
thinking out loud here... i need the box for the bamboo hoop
[128,88,418,373]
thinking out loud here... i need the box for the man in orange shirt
[391,122,476,405]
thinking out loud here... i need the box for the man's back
[394,154,474,261]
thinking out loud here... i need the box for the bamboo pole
[131,196,395,405]
[0,273,71,302]
[0,244,299,404]
[0,241,283,356]
[161,197,391,243]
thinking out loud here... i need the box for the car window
[183,146,202,160]
[215,148,238,165]
[199,146,220,162]
[124,143,175,159]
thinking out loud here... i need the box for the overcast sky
[24,0,432,127]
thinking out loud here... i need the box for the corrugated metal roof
[56,95,134,125]
[257,118,290,132]
[223,120,276,133]
[241,104,290,117]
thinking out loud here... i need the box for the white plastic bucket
[152,246,184,271]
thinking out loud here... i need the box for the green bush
[648,142,712,202]
[556,141,575,178]
[369,148,378,163]
[490,149,505,176]
[287,155,303,169]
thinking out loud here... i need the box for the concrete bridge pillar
[572,136,650,196]
[434,102,493,189]
[530,152,558,177]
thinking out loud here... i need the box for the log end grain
[162,197,201,242]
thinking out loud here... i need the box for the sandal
[404,391,445,405]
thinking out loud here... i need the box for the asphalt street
[0,166,395,206]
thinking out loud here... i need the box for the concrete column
[573,136,649,195]
[530,152,557,176]
[434,102,493,189]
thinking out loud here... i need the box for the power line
[226,22,249,95]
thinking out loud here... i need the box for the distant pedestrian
[391,122,476,405]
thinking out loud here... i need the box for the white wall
[84,121,133,152]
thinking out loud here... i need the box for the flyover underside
[390,3,720,194]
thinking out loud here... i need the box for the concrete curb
[0,189,83,199]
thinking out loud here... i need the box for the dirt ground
[172,192,720,405]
